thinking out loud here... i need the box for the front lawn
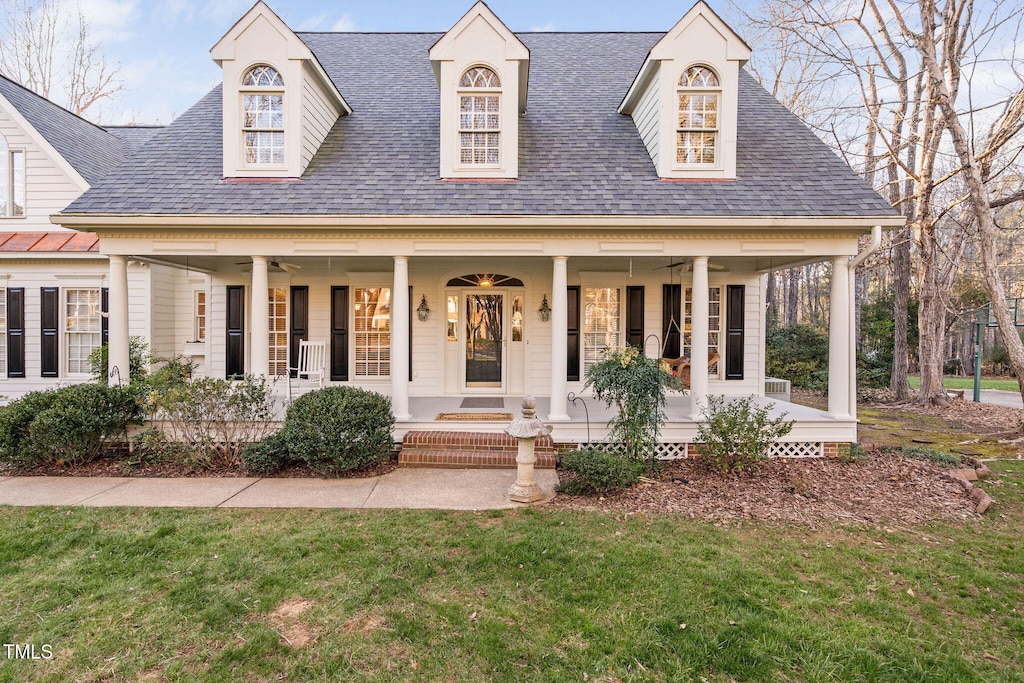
[909,375,1022,392]
[3,463,1024,682]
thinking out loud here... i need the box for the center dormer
[211,1,350,179]
[429,2,529,180]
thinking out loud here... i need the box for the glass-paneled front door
[465,293,503,388]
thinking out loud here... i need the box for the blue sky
[78,0,749,124]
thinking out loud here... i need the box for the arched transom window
[241,65,285,165]
[0,134,26,218]
[676,65,720,165]
[459,66,501,166]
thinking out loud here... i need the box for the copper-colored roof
[0,232,99,252]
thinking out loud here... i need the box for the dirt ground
[547,390,1022,525]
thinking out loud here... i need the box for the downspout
[847,225,883,420]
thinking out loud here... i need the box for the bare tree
[0,0,122,119]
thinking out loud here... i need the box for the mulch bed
[547,451,979,526]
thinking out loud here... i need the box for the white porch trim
[392,256,411,421]
[828,255,851,418]
[107,254,130,384]
[548,256,570,420]
[689,256,710,418]
[249,256,270,379]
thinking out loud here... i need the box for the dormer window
[459,67,501,167]
[676,66,720,166]
[0,134,26,218]
[241,65,285,165]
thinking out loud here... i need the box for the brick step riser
[398,449,556,469]
[400,444,555,454]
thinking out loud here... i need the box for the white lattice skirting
[577,441,825,459]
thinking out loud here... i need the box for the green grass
[3,464,1024,682]
[908,375,1022,391]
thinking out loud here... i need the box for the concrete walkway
[0,468,559,510]
[973,389,1024,409]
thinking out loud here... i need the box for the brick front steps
[399,431,556,469]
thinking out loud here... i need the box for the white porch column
[392,256,411,421]
[549,256,570,421]
[107,255,130,385]
[848,264,858,419]
[690,256,710,419]
[829,256,851,417]
[250,255,269,378]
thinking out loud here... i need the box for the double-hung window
[268,287,287,376]
[583,287,620,374]
[241,65,285,166]
[354,287,391,377]
[676,66,720,166]
[0,134,26,218]
[66,288,101,375]
[683,286,722,376]
[458,66,501,167]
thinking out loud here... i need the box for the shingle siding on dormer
[635,76,660,168]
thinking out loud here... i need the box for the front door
[465,293,503,389]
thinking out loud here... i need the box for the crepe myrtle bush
[584,346,682,467]
[282,386,395,476]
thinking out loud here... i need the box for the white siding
[300,65,342,173]
[0,107,85,232]
[148,264,177,361]
[633,77,660,167]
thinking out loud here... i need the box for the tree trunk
[786,268,799,326]
[891,230,912,399]
[766,271,777,327]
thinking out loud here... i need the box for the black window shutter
[626,286,645,349]
[7,288,25,378]
[40,287,59,377]
[226,285,245,379]
[662,284,682,358]
[725,285,745,380]
[289,286,308,378]
[566,286,580,382]
[101,287,109,346]
[330,286,349,381]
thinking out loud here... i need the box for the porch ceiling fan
[236,259,302,274]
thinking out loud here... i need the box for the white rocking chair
[287,340,327,401]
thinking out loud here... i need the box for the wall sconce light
[539,295,551,322]
[417,294,431,322]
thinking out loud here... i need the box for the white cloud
[60,0,140,42]
[296,13,329,30]
[200,0,253,23]
[529,22,556,32]
[332,14,357,31]
[154,0,198,24]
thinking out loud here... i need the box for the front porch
[391,394,855,453]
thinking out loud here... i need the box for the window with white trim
[354,287,391,377]
[459,66,501,166]
[583,287,620,374]
[194,290,206,342]
[1,134,26,218]
[0,289,6,376]
[268,287,287,376]
[65,288,101,375]
[676,66,720,165]
[241,65,285,165]
[683,286,722,376]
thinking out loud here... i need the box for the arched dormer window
[458,66,501,166]
[241,65,285,165]
[0,134,26,218]
[676,65,720,165]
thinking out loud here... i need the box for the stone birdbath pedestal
[505,396,552,503]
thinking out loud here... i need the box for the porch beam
[549,256,570,421]
[107,254,130,385]
[828,256,851,417]
[689,256,710,419]
[392,256,411,421]
[250,256,270,379]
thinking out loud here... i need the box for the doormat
[460,397,505,409]
[435,413,513,421]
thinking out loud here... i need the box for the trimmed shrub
[89,336,151,385]
[282,386,394,476]
[557,446,643,495]
[0,384,143,467]
[241,432,292,474]
[695,396,794,474]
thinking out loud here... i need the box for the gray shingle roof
[0,73,126,186]
[65,32,897,218]
[104,125,165,156]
